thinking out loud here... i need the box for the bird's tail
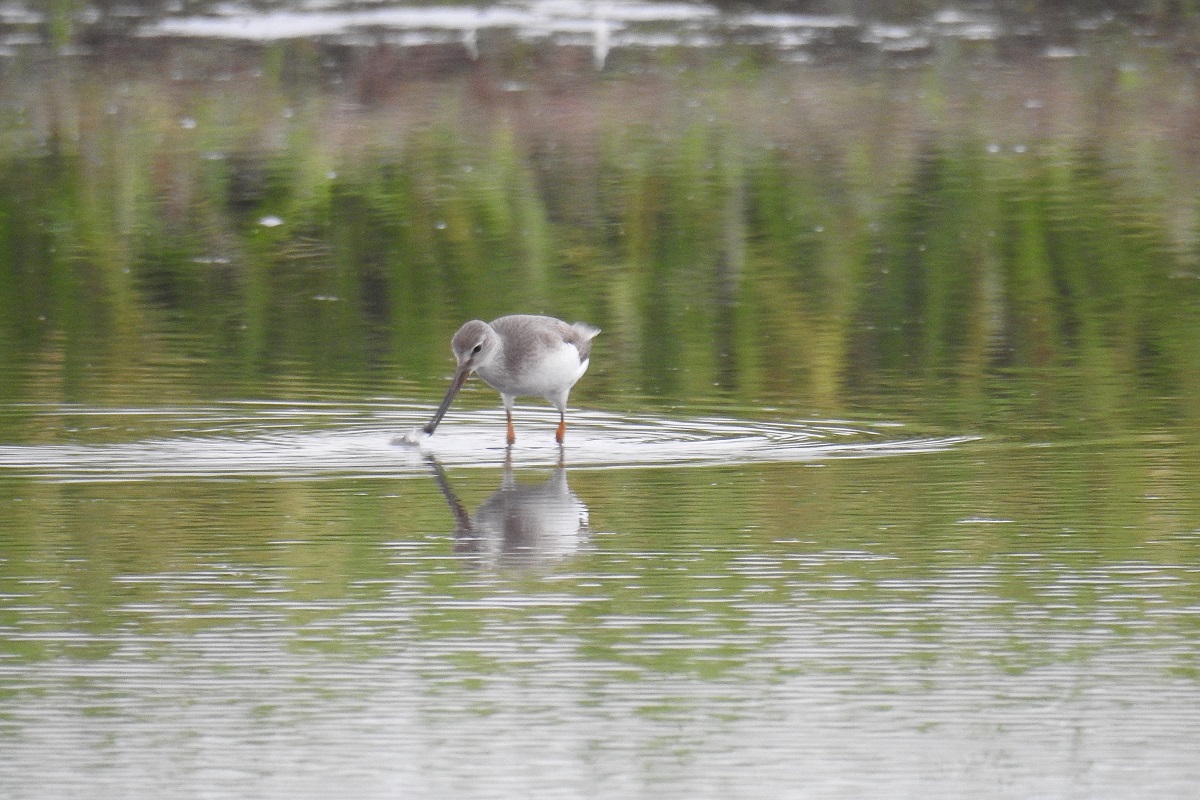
[573,322,601,340]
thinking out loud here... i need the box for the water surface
[3,401,1200,798]
[2,2,1200,797]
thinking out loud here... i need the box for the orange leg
[506,409,516,446]
[555,413,566,444]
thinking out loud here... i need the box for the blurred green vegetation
[0,36,1198,434]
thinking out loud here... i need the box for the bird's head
[450,319,500,372]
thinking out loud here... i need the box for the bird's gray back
[490,315,598,372]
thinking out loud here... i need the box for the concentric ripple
[0,402,977,482]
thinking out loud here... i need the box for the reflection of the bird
[426,452,589,567]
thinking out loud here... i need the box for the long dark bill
[422,365,471,436]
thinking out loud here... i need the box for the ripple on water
[0,403,977,482]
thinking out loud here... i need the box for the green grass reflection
[0,40,1197,434]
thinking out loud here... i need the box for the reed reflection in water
[0,25,1196,434]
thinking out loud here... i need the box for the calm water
[3,2,1200,798]
[2,402,1199,798]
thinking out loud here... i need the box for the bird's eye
[472,344,483,354]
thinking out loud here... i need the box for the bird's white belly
[478,342,588,401]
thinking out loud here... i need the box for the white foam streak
[142,0,860,46]
[0,404,976,482]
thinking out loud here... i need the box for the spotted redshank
[419,314,600,445]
